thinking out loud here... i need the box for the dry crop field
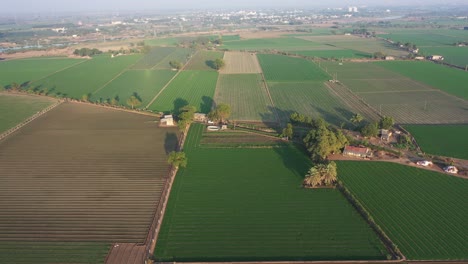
[220,52,262,74]
[0,103,178,243]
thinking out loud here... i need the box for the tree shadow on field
[205,60,216,70]
[172,97,188,115]
[200,96,213,114]
[164,132,179,154]
[272,140,311,182]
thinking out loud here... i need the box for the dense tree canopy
[208,103,231,123]
[167,151,187,168]
[73,48,102,57]
[360,122,379,138]
[303,161,338,188]
[379,116,394,130]
[177,105,196,132]
[303,118,348,162]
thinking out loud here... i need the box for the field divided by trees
[258,54,329,82]
[154,124,388,262]
[220,51,262,74]
[153,47,193,70]
[184,50,224,71]
[322,61,468,124]
[31,54,142,99]
[337,161,468,260]
[131,47,177,69]
[268,82,353,125]
[148,70,218,113]
[0,103,178,246]
[0,57,85,87]
[93,69,176,107]
[404,124,468,159]
[214,74,275,122]
[0,93,56,133]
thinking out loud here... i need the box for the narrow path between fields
[145,50,199,109]
[258,63,281,125]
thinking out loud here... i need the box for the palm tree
[303,162,337,188]
[350,113,364,126]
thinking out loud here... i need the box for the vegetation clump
[303,161,337,188]
[73,48,103,57]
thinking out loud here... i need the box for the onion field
[258,54,329,82]
[148,70,218,113]
[214,74,275,122]
[337,161,468,260]
[184,50,224,71]
[154,124,388,262]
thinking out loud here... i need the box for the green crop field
[222,37,321,51]
[376,61,468,100]
[145,37,180,46]
[337,161,468,260]
[0,242,110,264]
[404,124,468,159]
[258,54,329,82]
[0,57,85,87]
[214,74,275,122]
[293,49,372,59]
[184,50,224,71]
[31,54,141,99]
[148,70,218,113]
[420,47,468,68]
[154,124,387,262]
[268,82,353,125]
[93,69,176,107]
[154,48,193,70]
[222,35,241,41]
[0,93,56,133]
[131,47,176,69]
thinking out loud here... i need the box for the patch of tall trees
[73,48,103,57]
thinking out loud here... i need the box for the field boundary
[69,100,160,117]
[259,71,280,125]
[28,58,89,85]
[0,99,62,141]
[145,51,198,109]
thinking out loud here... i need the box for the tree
[110,96,119,106]
[303,161,337,188]
[167,151,187,168]
[379,116,394,129]
[208,103,231,123]
[360,122,379,137]
[177,105,196,132]
[281,123,293,140]
[303,118,348,162]
[373,51,385,59]
[213,58,225,70]
[350,113,364,126]
[169,60,183,70]
[10,82,21,91]
[81,93,90,102]
[126,95,142,109]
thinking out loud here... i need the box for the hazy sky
[2,0,465,13]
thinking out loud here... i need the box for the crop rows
[214,74,274,121]
[258,54,329,82]
[154,124,387,262]
[153,48,193,70]
[337,161,468,260]
[220,52,262,74]
[222,37,322,51]
[131,47,176,69]
[149,70,218,113]
[404,124,468,159]
[184,50,224,71]
[0,103,178,243]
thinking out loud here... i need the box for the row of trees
[350,113,394,137]
[80,93,142,109]
[73,48,103,57]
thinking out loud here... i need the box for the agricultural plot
[214,74,274,122]
[200,130,284,148]
[148,70,218,113]
[0,103,179,244]
[131,47,176,69]
[420,47,468,68]
[375,61,468,100]
[220,52,262,74]
[0,57,85,87]
[184,50,224,71]
[93,69,176,107]
[222,37,322,51]
[258,54,329,82]
[268,82,353,125]
[337,161,468,260]
[299,35,407,57]
[154,48,193,70]
[221,34,241,41]
[31,54,141,99]
[404,124,468,159]
[377,29,468,47]
[322,61,468,124]
[0,93,56,133]
[293,49,372,59]
[155,124,388,262]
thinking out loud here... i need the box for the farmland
[0,103,179,262]
[214,74,275,122]
[375,61,468,100]
[220,51,262,74]
[148,70,218,113]
[268,82,353,125]
[31,54,141,99]
[222,37,322,51]
[184,50,224,71]
[131,47,176,69]
[258,54,329,82]
[404,124,468,159]
[93,69,176,107]
[0,57,85,87]
[153,48,193,70]
[154,124,388,262]
[0,93,56,133]
[321,61,468,124]
[292,49,372,59]
[337,161,468,260]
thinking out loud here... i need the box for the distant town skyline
[2,0,467,13]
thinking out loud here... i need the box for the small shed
[385,56,395,61]
[379,129,392,141]
[194,113,207,122]
[160,115,174,127]
[343,146,372,158]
